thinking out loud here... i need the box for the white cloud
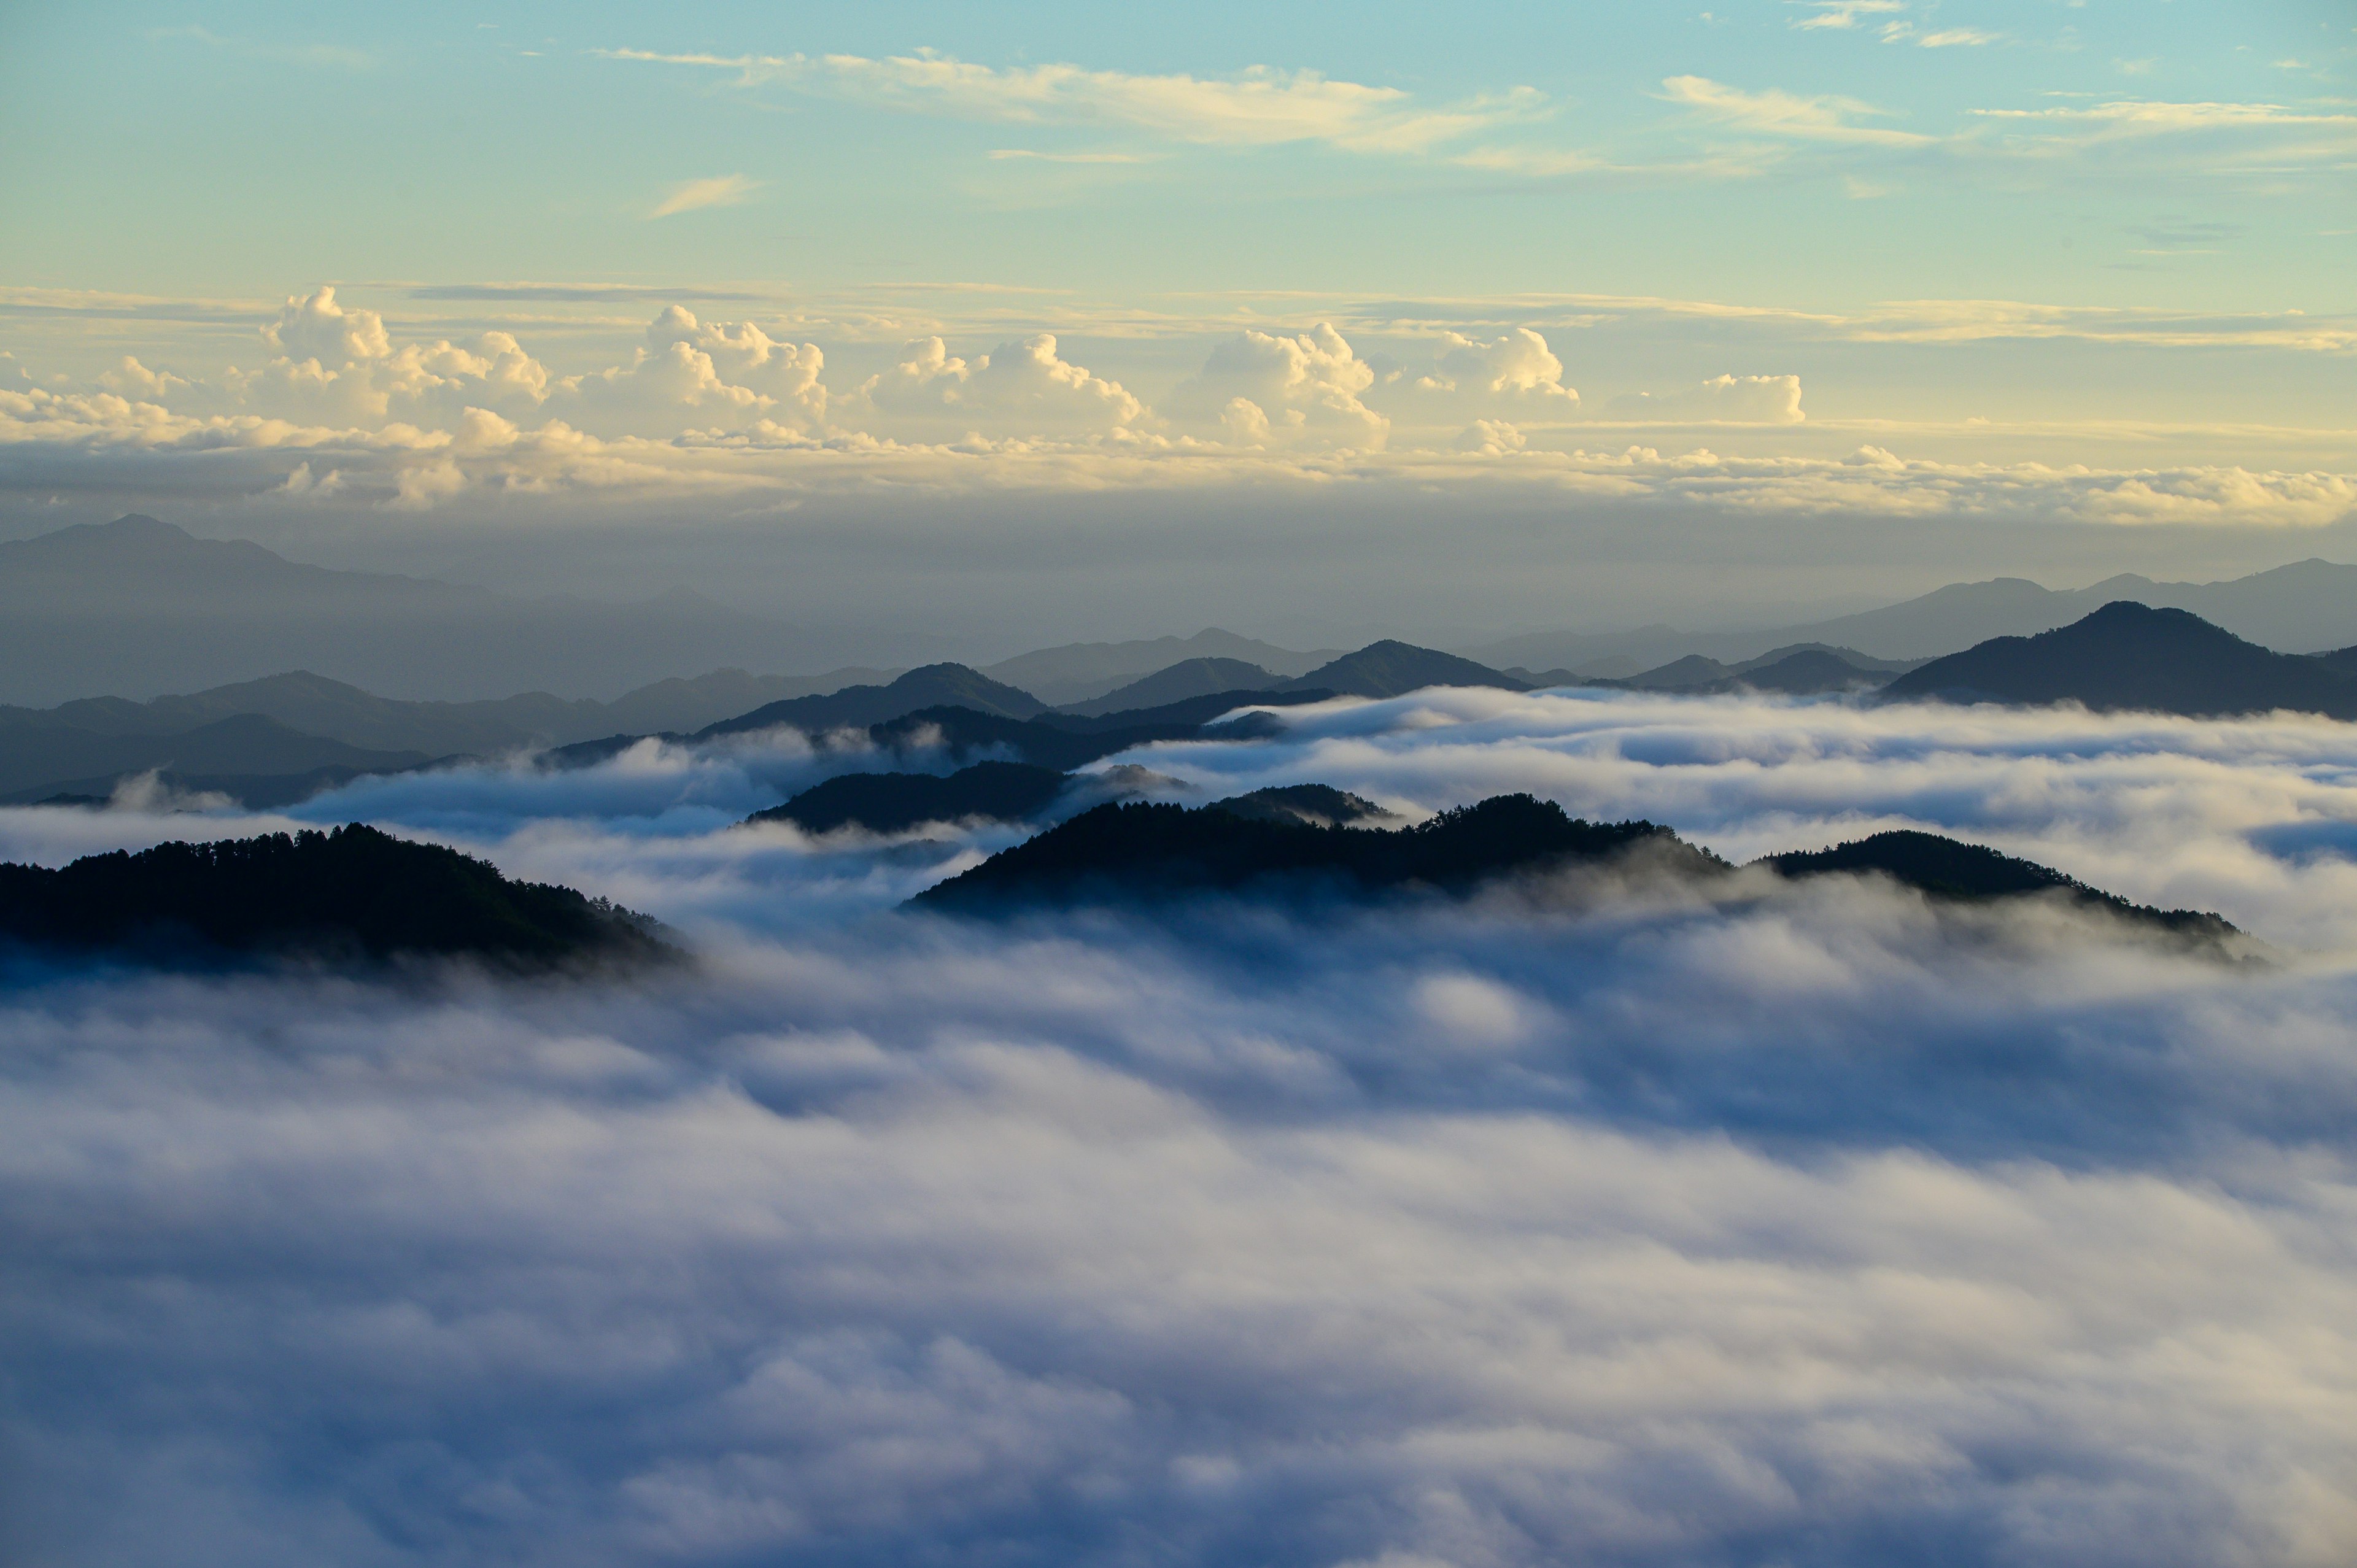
[1171,323,1389,450]
[602,47,1531,156]
[557,307,827,435]
[96,356,188,400]
[852,333,1145,438]
[1663,76,1933,146]
[261,285,390,365]
[1607,374,1807,425]
[651,174,761,218]
[1788,0,1908,31]
[1453,417,1528,456]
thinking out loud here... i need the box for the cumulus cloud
[261,284,392,365]
[1607,373,1806,423]
[851,333,1145,439]
[10,691,2357,1563]
[1171,323,1388,450]
[557,307,827,435]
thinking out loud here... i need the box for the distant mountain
[1606,645,1911,697]
[1286,641,1530,700]
[980,630,1337,706]
[0,824,671,969]
[698,664,1048,739]
[747,763,1073,836]
[1880,603,2357,719]
[0,713,440,805]
[0,514,848,704]
[1462,558,2357,671]
[1061,658,1278,717]
[0,667,902,759]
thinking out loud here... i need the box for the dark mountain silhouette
[2310,644,2357,678]
[0,824,671,969]
[1622,654,1733,690]
[916,795,1713,909]
[1207,784,1399,828]
[697,664,1047,738]
[1879,603,2357,719]
[1061,658,1278,717]
[1762,830,2237,940]
[748,763,1072,836]
[912,786,2239,940]
[0,514,850,705]
[0,714,441,805]
[980,630,1336,706]
[1285,641,1530,700]
[0,667,904,760]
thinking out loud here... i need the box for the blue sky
[0,2,2351,616]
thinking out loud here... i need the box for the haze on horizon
[1,0,2353,648]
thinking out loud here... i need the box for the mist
[6,691,2357,1566]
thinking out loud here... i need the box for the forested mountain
[0,825,671,968]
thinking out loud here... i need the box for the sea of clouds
[6,690,2357,1567]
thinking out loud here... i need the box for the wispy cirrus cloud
[1787,0,1907,31]
[650,174,761,218]
[1661,75,1932,146]
[597,47,1535,156]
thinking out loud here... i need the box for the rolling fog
[6,689,2357,1566]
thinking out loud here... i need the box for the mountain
[917,794,1708,909]
[1286,642,1530,700]
[980,630,1337,706]
[0,514,845,705]
[1206,784,1399,828]
[1060,658,1278,717]
[1606,646,1910,697]
[1879,603,2357,719]
[0,714,441,805]
[912,786,2238,941]
[747,763,1074,836]
[1461,559,2357,671]
[0,668,904,759]
[697,665,1048,739]
[0,824,671,969]
[1762,830,2237,941]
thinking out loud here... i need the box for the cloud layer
[7,691,2357,1563]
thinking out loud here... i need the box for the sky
[0,0,2353,636]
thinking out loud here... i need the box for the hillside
[746,762,1073,836]
[1880,603,2357,719]
[1061,658,1278,716]
[980,630,1336,705]
[0,824,671,968]
[699,664,1047,738]
[1286,642,1530,700]
[916,794,1711,908]
[0,714,440,805]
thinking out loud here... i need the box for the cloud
[601,48,1530,156]
[851,333,1146,438]
[556,307,826,435]
[651,174,761,218]
[1170,323,1389,449]
[1663,76,1933,146]
[1787,0,1908,31]
[11,692,2357,1562]
[262,285,390,365]
[1606,373,1807,424]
